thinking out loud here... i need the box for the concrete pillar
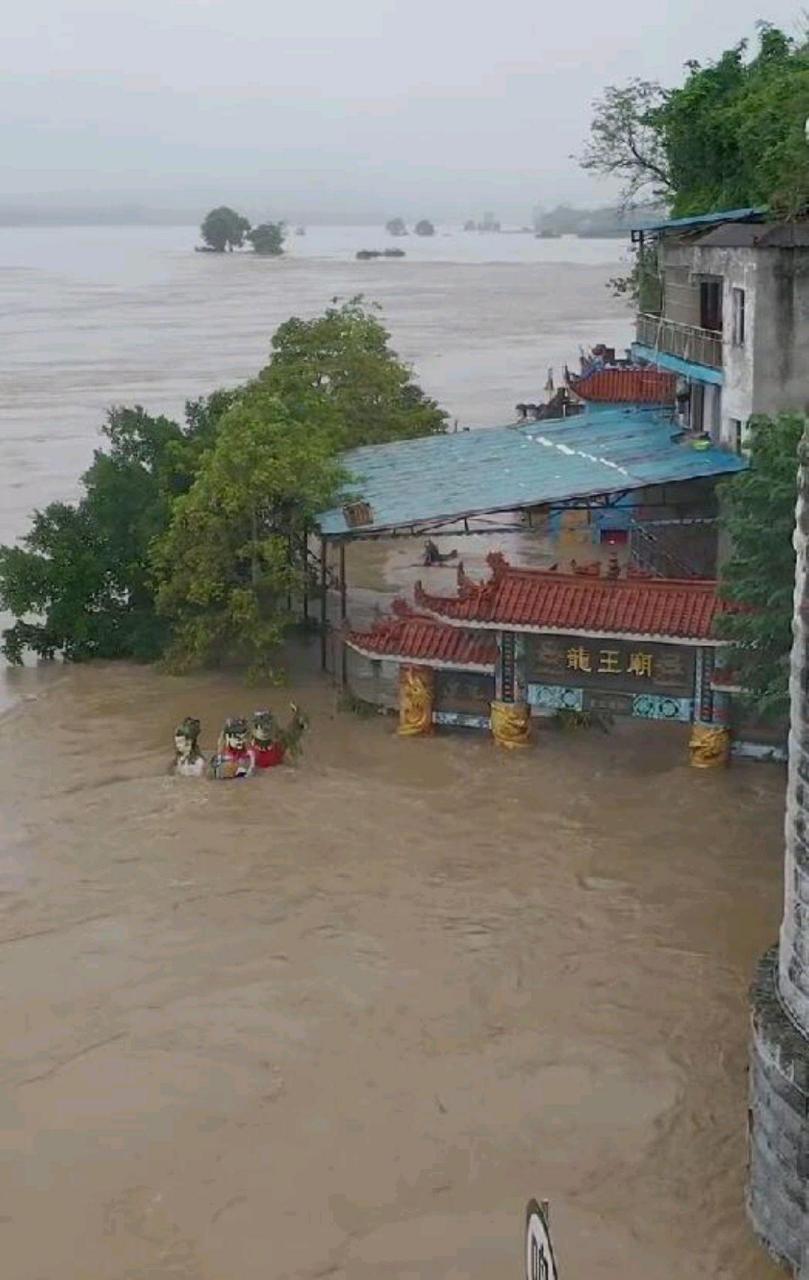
[748,431,809,1274]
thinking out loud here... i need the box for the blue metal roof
[317,408,746,536]
[631,206,767,234]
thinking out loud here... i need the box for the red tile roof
[346,601,497,669]
[568,367,677,405]
[413,553,731,642]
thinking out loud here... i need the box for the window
[730,418,744,455]
[732,288,746,345]
[700,280,723,333]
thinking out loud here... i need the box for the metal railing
[636,313,723,369]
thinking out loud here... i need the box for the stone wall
[748,949,809,1274]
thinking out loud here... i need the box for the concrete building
[748,431,809,1274]
[631,209,809,454]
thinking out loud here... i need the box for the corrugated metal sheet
[631,206,767,234]
[317,408,747,537]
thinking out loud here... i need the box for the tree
[259,297,447,450]
[716,412,804,718]
[385,217,407,236]
[580,78,672,207]
[200,206,251,252]
[0,397,237,665]
[415,219,435,236]
[153,391,346,678]
[582,26,809,218]
[247,222,285,256]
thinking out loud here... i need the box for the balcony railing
[636,313,723,370]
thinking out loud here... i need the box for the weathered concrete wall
[690,244,757,448]
[751,250,809,419]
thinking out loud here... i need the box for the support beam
[320,536,328,672]
[339,541,347,687]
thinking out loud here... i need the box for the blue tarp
[317,408,747,537]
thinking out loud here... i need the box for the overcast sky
[2,0,805,219]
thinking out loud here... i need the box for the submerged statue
[423,539,458,567]
[210,716,255,780]
[172,717,205,777]
[250,705,308,768]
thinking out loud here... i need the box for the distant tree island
[198,207,285,255]
[385,217,408,236]
[414,219,435,236]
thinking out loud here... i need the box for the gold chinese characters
[565,646,655,677]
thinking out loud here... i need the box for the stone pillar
[748,432,809,1274]
[397,665,434,737]
[491,632,531,748]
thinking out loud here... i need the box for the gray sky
[2,0,805,219]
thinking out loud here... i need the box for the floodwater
[0,226,786,1278]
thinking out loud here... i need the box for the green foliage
[153,390,347,679]
[247,222,285,256]
[582,25,809,218]
[716,413,804,718]
[580,79,672,206]
[553,707,613,733]
[0,407,189,663]
[260,297,447,450]
[1,300,444,676]
[200,206,251,251]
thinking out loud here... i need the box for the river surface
[0,225,786,1278]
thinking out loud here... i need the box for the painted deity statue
[210,717,255,780]
[172,717,206,777]
[250,704,308,769]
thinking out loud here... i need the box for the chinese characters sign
[528,634,695,697]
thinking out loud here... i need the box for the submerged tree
[154,391,346,678]
[716,412,804,718]
[247,222,285,256]
[385,217,407,236]
[260,297,447,449]
[415,219,435,236]
[200,206,252,251]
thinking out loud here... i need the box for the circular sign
[525,1200,559,1280]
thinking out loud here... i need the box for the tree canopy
[200,206,252,251]
[154,391,346,678]
[415,219,435,236]
[582,24,809,217]
[0,300,446,677]
[385,217,407,236]
[716,413,803,718]
[248,222,285,256]
[259,297,447,450]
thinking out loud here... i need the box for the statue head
[252,710,276,744]
[174,716,201,760]
[222,716,248,751]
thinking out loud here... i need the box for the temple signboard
[527,634,695,698]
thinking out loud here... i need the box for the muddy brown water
[0,651,785,1279]
[0,226,787,1277]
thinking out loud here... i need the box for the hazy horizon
[3,0,806,223]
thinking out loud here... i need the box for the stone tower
[748,431,809,1273]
